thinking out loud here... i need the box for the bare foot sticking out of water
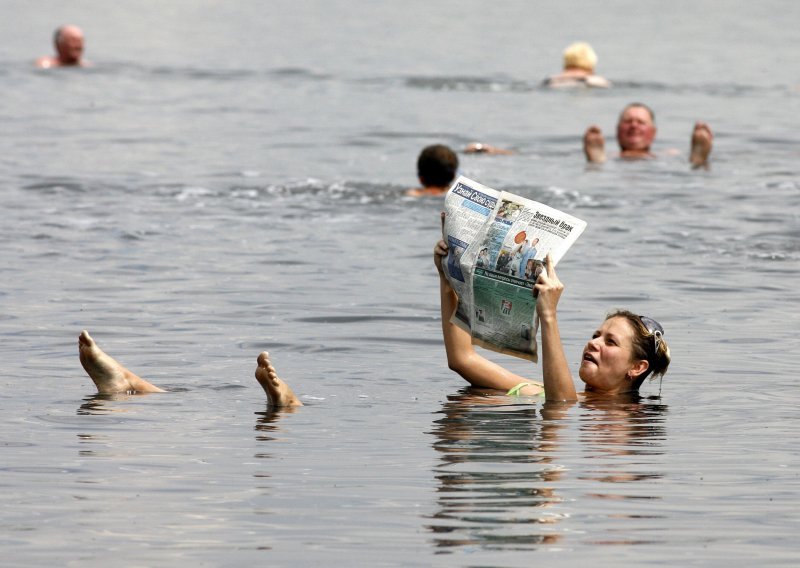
[583,125,606,163]
[78,330,165,394]
[690,122,713,168]
[255,352,303,407]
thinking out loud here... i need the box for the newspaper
[442,176,587,362]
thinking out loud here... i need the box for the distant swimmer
[78,331,164,394]
[36,25,88,68]
[543,42,611,89]
[583,103,713,168]
[463,141,514,156]
[407,144,459,196]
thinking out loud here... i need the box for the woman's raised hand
[533,254,564,321]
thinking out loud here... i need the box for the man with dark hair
[584,102,713,168]
[36,25,88,68]
[407,144,459,196]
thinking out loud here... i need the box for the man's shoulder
[406,186,446,197]
[35,56,58,68]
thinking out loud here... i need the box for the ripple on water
[1,466,84,474]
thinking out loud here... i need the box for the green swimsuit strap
[507,382,544,397]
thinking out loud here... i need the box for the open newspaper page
[442,177,501,332]
[442,176,587,362]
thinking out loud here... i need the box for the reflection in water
[253,405,298,465]
[76,388,186,416]
[75,394,150,460]
[427,389,667,550]
[254,406,298,440]
[77,393,135,415]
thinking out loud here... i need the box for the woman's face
[578,316,645,393]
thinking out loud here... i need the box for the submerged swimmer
[463,141,515,156]
[77,330,301,406]
[434,216,671,400]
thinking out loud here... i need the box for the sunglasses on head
[639,315,664,351]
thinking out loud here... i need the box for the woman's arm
[534,255,578,401]
[435,238,537,392]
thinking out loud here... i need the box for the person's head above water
[417,144,458,189]
[37,25,86,68]
[562,42,598,73]
[544,41,610,89]
[616,103,657,155]
[580,309,670,394]
[585,102,711,166]
[54,25,85,65]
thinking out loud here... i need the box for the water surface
[1,1,799,566]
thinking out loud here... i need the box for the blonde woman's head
[563,42,598,72]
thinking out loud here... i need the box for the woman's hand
[434,239,449,277]
[434,211,449,277]
[534,254,564,321]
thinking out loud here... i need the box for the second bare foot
[255,352,303,407]
[690,122,713,168]
[583,125,606,163]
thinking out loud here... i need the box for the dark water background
[1,1,799,566]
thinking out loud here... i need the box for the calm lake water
[1,1,799,566]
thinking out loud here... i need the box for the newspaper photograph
[442,176,587,362]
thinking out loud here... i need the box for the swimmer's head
[579,310,670,395]
[618,102,655,125]
[617,103,657,152]
[563,42,597,72]
[607,310,670,389]
[53,25,84,65]
[417,144,459,188]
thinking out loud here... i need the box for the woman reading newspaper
[433,220,671,401]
